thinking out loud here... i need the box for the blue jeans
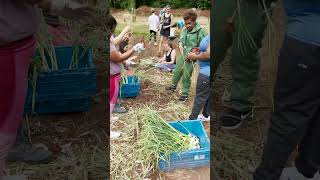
[155,63,175,71]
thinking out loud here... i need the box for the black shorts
[160,28,170,37]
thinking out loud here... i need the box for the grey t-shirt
[0,1,40,45]
[110,36,122,75]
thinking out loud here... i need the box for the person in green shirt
[165,9,207,101]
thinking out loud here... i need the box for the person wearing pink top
[108,15,145,139]
[0,0,94,178]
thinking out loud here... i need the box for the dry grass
[211,2,287,179]
[8,145,107,179]
[111,55,209,179]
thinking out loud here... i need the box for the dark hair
[119,40,129,53]
[107,15,117,34]
[183,10,197,21]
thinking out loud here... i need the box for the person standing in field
[187,34,210,121]
[109,15,145,139]
[110,23,134,119]
[159,6,166,19]
[0,0,94,178]
[148,8,159,46]
[254,1,320,180]
[165,10,207,102]
[158,5,173,56]
[7,10,79,167]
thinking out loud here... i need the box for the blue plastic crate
[158,120,210,171]
[119,76,141,98]
[24,46,96,114]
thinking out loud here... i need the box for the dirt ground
[110,9,210,179]
[119,38,210,180]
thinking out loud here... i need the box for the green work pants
[171,54,195,97]
[212,0,274,111]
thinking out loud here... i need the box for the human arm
[124,56,137,66]
[110,49,135,63]
[160,54,166,63]
[178,28,186,54]
[158,16,163,30]
[112,26,131,45]
[25,0,95,21]
[164,22,176,29]
[187,44,210,61]
[178,42,184,54]
[127,55,137,62]
[110,43,145,63]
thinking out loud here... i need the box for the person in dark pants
[148,8,159,46]
[254,1,320,180]
[188,35,210,121]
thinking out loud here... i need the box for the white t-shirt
[148,14,160,32]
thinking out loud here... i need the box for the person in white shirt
[148,8,159,46]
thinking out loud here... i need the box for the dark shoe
[165,85,176,91]
[220,109,253,130]
[8,143,52,164]
[112,106,127,113]
[179,95,188,102]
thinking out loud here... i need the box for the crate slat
[24,46,96,114]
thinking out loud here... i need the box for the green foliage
[111,0,130,9]
[195,0,211,9]
[111,0,210,9]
